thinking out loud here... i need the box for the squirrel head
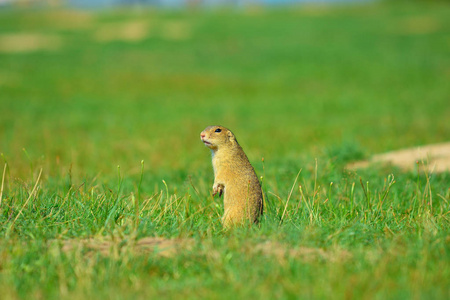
[200,125,238,150]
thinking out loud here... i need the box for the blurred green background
[0,2,449,299]
[1,1,448,184]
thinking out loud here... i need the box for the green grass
[0,1,449,299]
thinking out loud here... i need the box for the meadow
[0,1,449,299]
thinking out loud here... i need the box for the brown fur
[200,125,263,227]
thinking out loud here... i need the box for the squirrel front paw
[212,183,224,197]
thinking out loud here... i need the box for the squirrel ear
[227,131,236,144]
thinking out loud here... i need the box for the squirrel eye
[215,128,222,133]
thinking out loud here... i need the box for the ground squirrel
[200,125,263,227]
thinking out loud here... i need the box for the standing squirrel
[200,125,263,227]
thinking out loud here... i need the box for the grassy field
[0,1,449,299]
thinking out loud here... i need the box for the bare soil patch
[94,21,150,43]
[57,236,351,263]
[43,11,94,30]
[58,237,194,258]
[0,33,62,53]
[347,142,450,173]
[253,241,352,263]
[396,16,441,35]
[93,20,191,43]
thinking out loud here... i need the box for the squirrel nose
[200,133,206,139]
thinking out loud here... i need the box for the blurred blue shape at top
[66,0,373,8]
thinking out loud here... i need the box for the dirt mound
[347,142,450,173]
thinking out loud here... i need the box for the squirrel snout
[200,133,206,139]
